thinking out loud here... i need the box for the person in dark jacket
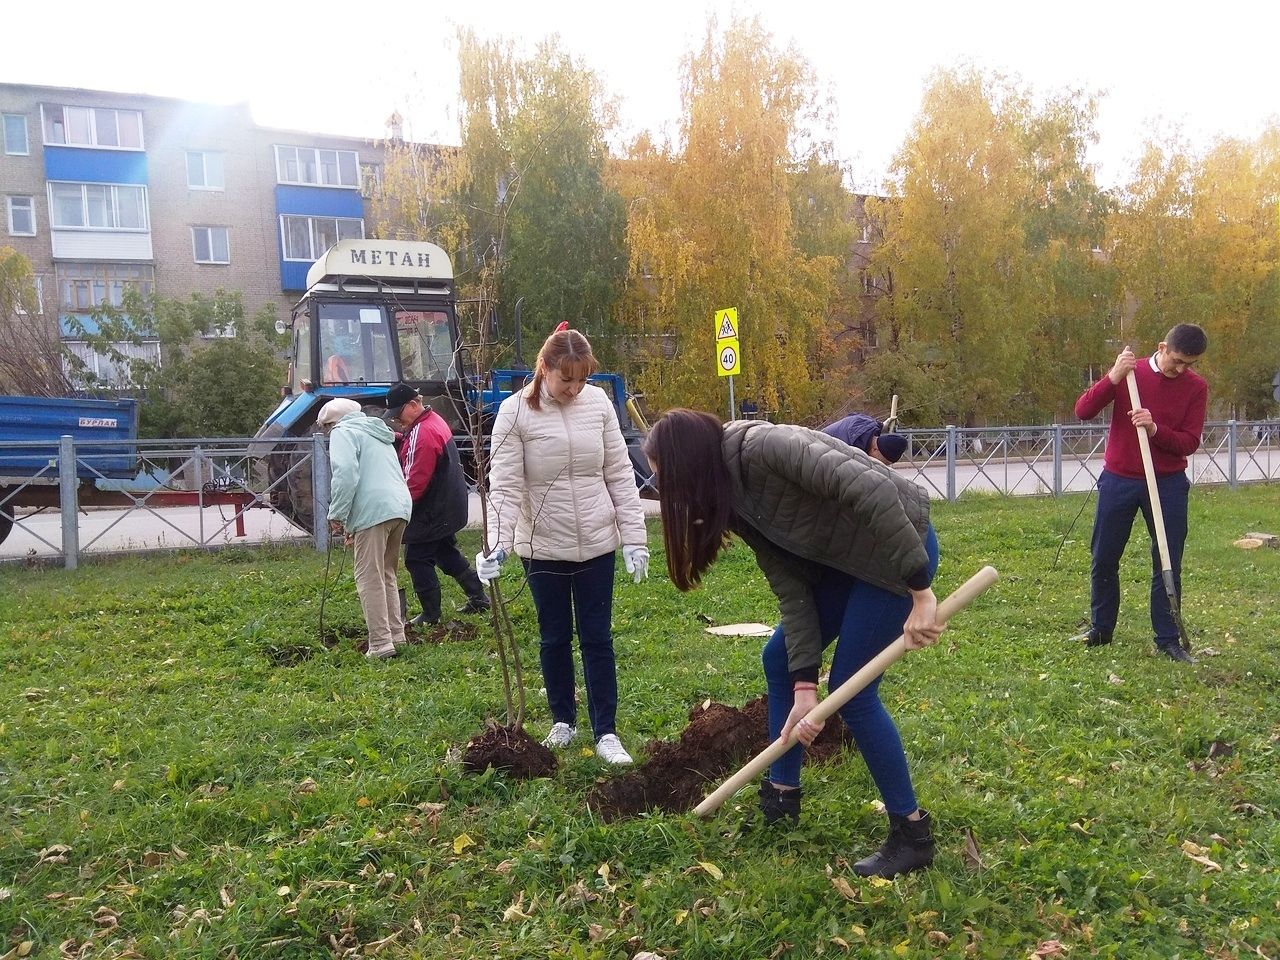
[820,413,908,465]
[385,383,489,626]
[644,409,945,879]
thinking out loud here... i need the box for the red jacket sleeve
[401,418,443,501]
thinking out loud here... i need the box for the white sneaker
[542,722,578,748]
[594,734,633,765]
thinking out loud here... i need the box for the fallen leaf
[362,930,401,954]
[696,861,723,881]
[220,887,234,908]
[453,834,474,855]
[633,953,664,960]
[296,778,318,794]
[1107,673,1124,685]
[1180,839,1210,857]
[356,796,371,808]
[1182,850,1222,872]
[1207,741,1234,759]
[866,875,893,888]
[1231,801,1265,816]
[0,888,9,902]
[674,909,689,925]
[142,851,164,867]
[503,895,533,922]
[597,862,618,892]
[1031,940,1067,957]
[927,930,952,946]
[587,923,606,942]
[276,885,291,897]
[962,828,984,870]
[830,876,859,901]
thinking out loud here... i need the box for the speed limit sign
[718,338,740,377]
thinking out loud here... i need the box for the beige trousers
[352,518,408,655]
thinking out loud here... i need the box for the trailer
[0,395,139,546]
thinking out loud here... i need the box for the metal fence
[0,435,328,568]
[891,419,1280,500]
[2,419,1276,568]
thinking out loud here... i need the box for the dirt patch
[319,625,365,648]
[586,696,854,822]
[462,724,558,780]
[264,643,317,667]
[412,620,480,645]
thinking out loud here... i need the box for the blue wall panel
[44,146,148,184]
[280,261,311,292]
[274,184,363,218]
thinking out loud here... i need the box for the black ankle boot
[758,781,802,825]
[852,810,935,878]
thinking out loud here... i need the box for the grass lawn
[2,485,1278,959]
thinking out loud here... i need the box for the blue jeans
[761,526,940,816]
[1089,469,1189,645]
[522,551,618,739]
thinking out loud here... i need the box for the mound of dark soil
[587,696,854,822]
[462,724,557,780]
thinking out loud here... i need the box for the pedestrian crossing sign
[714,307,738,340]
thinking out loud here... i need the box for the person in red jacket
[1073,324,1208,663]
[385,383,489,627]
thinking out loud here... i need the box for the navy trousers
[761,525,940,816]
[1089,469,1189,645]
[522,551,618,739]
[404,533,487,624]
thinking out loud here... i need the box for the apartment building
[1,82,393,384]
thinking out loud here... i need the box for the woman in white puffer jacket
[477,326,649,765]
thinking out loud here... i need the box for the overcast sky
[5,0,1277,190]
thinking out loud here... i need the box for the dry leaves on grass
[962,828,984,871]
[1029,940,1068,957]
[1180,840,1223,872]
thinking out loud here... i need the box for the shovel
[695,565,999,818]
[1124,370,1194,652]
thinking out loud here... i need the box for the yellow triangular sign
[715,308,738,340]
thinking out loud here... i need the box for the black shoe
[852,810,936,879]
[757,781,802,826]
[1073,628,1113,647]
[459,598,490,615]
[408,613,438,628]
[1156,642,1197,664]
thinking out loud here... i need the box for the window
[396,310,456,381]
[274,145,361,187]
[48,182,149,231]
[12,275,45,315]
[186,151,225,190]
[55,262,155,312]
[6,196,35,236]
[42,104,144,149]
[192,226,230,264]
[3,114,28,155]
[280,215,363,261]
[318,302,395,384]
[64,339,160,388]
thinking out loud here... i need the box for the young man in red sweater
[1073,324,1209,663]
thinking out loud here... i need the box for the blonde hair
[527,329,597,411]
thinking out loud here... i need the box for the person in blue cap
[820,414,908,465]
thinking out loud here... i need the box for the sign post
[714,307,740,419]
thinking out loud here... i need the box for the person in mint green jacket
[317,398,413,659]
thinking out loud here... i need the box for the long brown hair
[527,329,597,411]
[643,408,733,591]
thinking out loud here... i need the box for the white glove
[622,545,650,584]
[475,548,507,585]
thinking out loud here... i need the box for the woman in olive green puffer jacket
[645,409,944,879]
